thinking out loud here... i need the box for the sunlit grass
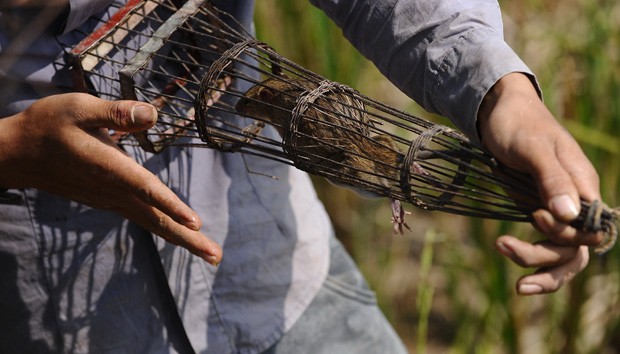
[255,1,620,352]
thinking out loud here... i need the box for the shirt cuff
[425,28,542,146]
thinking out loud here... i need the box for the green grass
[255,1,620,352]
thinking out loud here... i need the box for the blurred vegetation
[254,1,620,353]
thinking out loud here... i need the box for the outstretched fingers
[18,93,222,264]
[120,197,222,265]
[78,146,219,264]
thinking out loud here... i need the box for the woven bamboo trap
[68,0,619,253]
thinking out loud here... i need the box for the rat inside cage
[69,0,619,253]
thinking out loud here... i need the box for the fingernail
[496,240,515,258]
[205,255,220,266]
[185,216,200,231]
[518,283,543,296]
[549,195,579,220]
[131,104,156,125]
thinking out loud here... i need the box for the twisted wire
[195,38,259,146]
[286,79,352,167]
[401,125,472,209]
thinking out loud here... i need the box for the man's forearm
[308,0,537,145]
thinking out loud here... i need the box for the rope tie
[584,199,604,232]
[589,201,620,255]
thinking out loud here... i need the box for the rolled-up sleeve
[309,0,540,145]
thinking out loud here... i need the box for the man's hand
[478,73,602,295]
[0,93,222,265]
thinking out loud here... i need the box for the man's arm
[309,0,602,295]
[309,0,537,144]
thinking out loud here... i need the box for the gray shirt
[0,0,535,353]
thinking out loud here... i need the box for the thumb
[528,132,600,223]
[124,103,158,132]
[527,152,581,223]
[70,94,158,132]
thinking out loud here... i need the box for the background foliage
[254,1,620,352]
